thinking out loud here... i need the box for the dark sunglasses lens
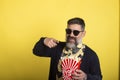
[66,29,71,34]
[73,30,80,36]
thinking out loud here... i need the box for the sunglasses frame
[65,28,83,36]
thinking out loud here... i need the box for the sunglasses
[65,28,83,36]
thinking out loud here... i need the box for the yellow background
[0,0,119,80]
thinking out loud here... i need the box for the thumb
[53,39,59,43]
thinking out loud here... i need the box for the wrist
[84,74,87,80]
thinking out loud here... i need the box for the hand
[72,69,87,80]
[44,38,59,48]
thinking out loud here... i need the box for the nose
[69,31,74,37]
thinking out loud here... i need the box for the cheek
[77,34,83,39]
[76,34,84,42]
[66,34,69,38]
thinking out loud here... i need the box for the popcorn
[61,58,81,80]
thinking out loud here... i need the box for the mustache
[66,36,78,47]
[67,36,76,41]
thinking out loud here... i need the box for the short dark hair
[67,17,85,31]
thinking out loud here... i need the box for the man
[33,17,102,80]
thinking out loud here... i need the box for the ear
[81,30,86,38]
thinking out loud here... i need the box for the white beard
[66,38,82,49]
[77,38,82,44]
[66,43,76,49]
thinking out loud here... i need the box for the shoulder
[83,45,99,59]
[84,45,96,54]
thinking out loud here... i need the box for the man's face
[66,24,86,49]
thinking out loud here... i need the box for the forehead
[67,24,82,30]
